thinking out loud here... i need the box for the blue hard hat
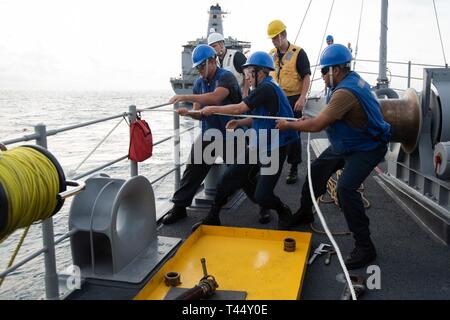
[242,51,275,71]
[326,35,334,42]
[192,44,216,68]
[320,44,353,68]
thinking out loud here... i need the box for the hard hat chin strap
[204,60,209,80]
[219,43,226,57]
[329,67,335,89]
[254,68,261,89]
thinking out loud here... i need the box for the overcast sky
[0,0,449,91]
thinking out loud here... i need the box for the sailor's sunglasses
[321,66,330,76]
[196,61,207,71]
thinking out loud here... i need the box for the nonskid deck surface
[155,132,450,300]
[70,132,450,300]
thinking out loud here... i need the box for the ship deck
[67,131,450,300]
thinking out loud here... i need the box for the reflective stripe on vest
[325,72,392,153]
[250,76,299,151]
[269,44,303,97]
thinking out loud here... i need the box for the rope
[308,0,335,96]
[294,0,313,44]
[143,109,177,113]
[311,169,371,237]
[0,226,30,288]
[432,0,448,68]
[306,133,357,300]
[310,220,350,236]
[139,102,173,111]
[178,110,298,122]
[353,0,365,70]
[0,147,60,243]
[214,112,297,121]
[319,170,371,209]
[68,117,125,179]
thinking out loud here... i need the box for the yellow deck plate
[135,226,312,300]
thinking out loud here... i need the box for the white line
[155,109,300,121]
[213,112,298,121]
[307,133,357,300]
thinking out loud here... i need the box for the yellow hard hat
[267,20,286,39]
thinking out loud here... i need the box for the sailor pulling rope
[174,107,357,300]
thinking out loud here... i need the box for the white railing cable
[432,0,448,68]
[294,0,313,44]
[353,0,365,70]
[68,117,125,179]
[308,0,335,96]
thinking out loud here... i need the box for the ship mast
[207,3,228,37]
[377,0,389,88]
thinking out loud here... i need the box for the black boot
[191,206,221,231]
[286,165,298,184]
[290,206,314,226]
[276,203,293,230]
[345,240,377,270]
[162,205,187,225]
[258,207,271,224]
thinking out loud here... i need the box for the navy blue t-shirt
[243,83,279,116]
[193,68,242,137]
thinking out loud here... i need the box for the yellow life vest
[269,44,303,97]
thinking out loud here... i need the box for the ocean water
[0,90,196,299]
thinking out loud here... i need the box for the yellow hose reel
[0,145,85,242]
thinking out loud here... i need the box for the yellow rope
[0,226,30,287]
[312,170,371,236]
[0,147,60,243]
[319,170,371,209]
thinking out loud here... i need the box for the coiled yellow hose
[0,146,60,242]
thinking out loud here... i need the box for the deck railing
[310,58,447,93]
[0,102,194,299]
